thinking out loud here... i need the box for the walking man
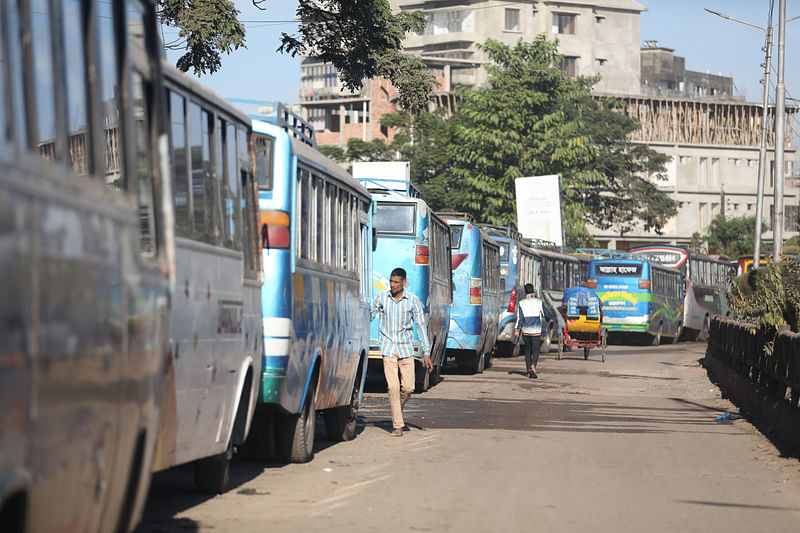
[372,267,432,436]
[514,283,545,379]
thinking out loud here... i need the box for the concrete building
[294,0,800,247]
[590,97,799,250]
[640,42,735,100]
[297,0,645,145]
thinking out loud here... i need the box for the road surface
[140,342,800,532]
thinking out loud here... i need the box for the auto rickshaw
[557,286,606,362]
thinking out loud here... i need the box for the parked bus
[150,63,263,494]
[359,179,452,393]
[628,245,731,340]
[0,1,172,531]
[442,214,500,373]
[587,259,684,344]
[478,226,543,357]
[734,255,771,276]
[246,109,372,463]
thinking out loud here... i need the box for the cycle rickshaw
[557,286,606,362]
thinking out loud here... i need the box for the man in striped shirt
[372,267,432,437]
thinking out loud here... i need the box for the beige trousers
[383,354,415,430]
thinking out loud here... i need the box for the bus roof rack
[252,102,316,148]
[575,248,630,259]
[438,212,476,223]
[356,177,420,198]
[477,224,522,241]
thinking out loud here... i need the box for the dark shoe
[530,368,538,379]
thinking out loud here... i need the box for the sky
[162,0,800,108]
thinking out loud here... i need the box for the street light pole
[754,26,773,264]
[773,0,787,261]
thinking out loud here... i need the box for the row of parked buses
[0,2,740,530]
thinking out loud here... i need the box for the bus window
[223,122,240,250]
[374,203,415,234]
[7,0,26,145]
[450,225,463,249]
[254,134,274,190]
[62,0,89,174]
[130,71,156,257]
[30,0,59,161]
[314,174,325,263]
[298,167,310,259]
[327,183,338,268]
[169,91,191,233]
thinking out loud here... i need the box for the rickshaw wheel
[583,347,589,360]
[557,332,564,360]
[601,330,607,362]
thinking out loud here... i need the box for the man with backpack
[514,283,545,379]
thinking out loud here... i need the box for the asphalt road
[139,342,800,533]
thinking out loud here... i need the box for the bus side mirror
[372,227,378,252]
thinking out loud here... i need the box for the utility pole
[754,25,773,265]
[773,0,787,262]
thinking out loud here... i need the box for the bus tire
[474,350,485,374]
[279,383,316,463]
[699,315,710,342]
[672,323,682,344]
[414,363,430,394]
[247,410,279,462]
[651,324,663,346]
[540,327,552,353]
[325,363,362,441]
[194,440,232,494]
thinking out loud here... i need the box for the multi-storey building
[590,97,799,250]
[298,0,645,144]
[294,0,799,247]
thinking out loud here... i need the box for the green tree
[445,37,676,247]
[705,214,761,259]
[159,0,246,75]
[274,0,437,113]
[162,1,437,111]
[379,109,455,210]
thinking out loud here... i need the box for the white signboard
[515,175,564,246]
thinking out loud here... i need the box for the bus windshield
[374,203,415,234]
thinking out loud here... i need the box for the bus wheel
[540,327,552,353]
[651,324,663,346]
[672,323,682,344]
[325,363,362,441]
[474,350,485,374]
[279,384,316,463]
[414,361,430,394]
[699,316,710,342]
[195,440,233,494]
[246,410,279,462]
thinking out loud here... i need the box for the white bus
[0,1,173,532]
[150,63,263,493]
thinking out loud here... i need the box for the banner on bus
[515,175,564,247]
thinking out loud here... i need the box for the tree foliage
[159,0,246,75]
[275,0,437,113]
[445,37,676,247]
[704,214,763,260]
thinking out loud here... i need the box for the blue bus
[479,226,542,357]
[246,110,373,463]
[442,214,500,373]
[627,245,731,341]
[587,258,684,345]
[359,180,452,393]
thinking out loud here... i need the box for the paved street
[140,342,800,533]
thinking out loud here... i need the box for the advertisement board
[515,175,564,246]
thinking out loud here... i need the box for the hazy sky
[163,0,800,109]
